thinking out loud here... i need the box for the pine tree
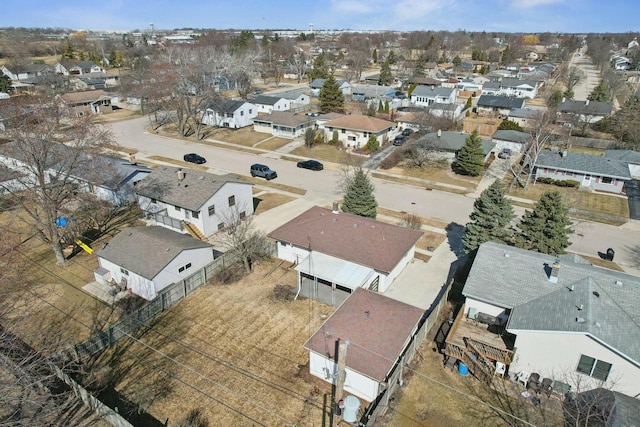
[319,74,344,113]
[515,191,573,255]
[453,55,462,68]
[365,134,379,152]
[465,96,472,110]
[384,100,390,113]
[498,119,524,132]
[455,130,485,176]
[0,74,11,93]
[372,48,378,64]
[379,60,392,85]
[414,54,425,77]
[342,169,378,219]
[462,181,515,253]
[588,80,610,102]
[387,50,396,65]
[308,53,329,80]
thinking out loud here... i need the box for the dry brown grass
[255,137,293,151]
[377,207,450,229]
[98,261,335,426]
[254,192,297,215]
[146,156,209,171]
[208,127,272,146]
[238,175,307,195]
[416,231,447,251]
[384,163,480,189]
[574,254,625,272]
[290,144,367,166]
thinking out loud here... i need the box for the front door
[582,174,592,187]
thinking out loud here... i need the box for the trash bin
[458,362,469,376]
[606,248,615,261]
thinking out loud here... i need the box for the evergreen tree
[501,46,514,64]
[414,54,426,77]
[309,53,329,80]
[319,74,344,113]
[465,96,473,110]
[453,55,462,68]
[548,90,564,107]
[372,48,378,64]
[515,191,573,255]
[342,169,378,219]
[387,50,396,65]
[379,60,392,85]
[455,130,485,176]
[0,74,11,93]
[330,129,340,145]
[462,180,515,253]
[366,102,376,116]
[365,134,379,152]
[384,100,390,113]
[588,80,610,102]
[62,38,75,59]
[498,119,524,132]
[378,100,384,112]
[304,128,316,148]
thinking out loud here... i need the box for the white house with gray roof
[460,242,640,397]
[492,130,532,155]
[507,108,542,129]
[418,131,495,162]
[606,150,640,178]
[481,78,540,98]
[410,85,456,107]
[134,166,254,238]
[201,99,257,128]
[534,151,631,194]
[96,226,214,300]
[253,111,316,138]
[252,95,291,113]
[309,78,351,97]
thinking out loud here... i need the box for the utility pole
[335,339,349,415]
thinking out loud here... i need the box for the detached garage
[268,206,423,306]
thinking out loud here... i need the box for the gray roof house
[96,226,214,300]
[565,388,640,427]
[134,166,254,238]
[410,85,456,107]
[201,99,257,128]
[450,241,640,397]
[253,111,316,138]
[507,108,542,128]
[481,77,540,98]
[252,95,291,114]
[558,100,613,124]
[350,84,395,101]
[419,130,495,161]
[606,150,640,178]
[309,78,351,96]
[492,130,532,155]
[534,150,631,194]
[476,95,526,112]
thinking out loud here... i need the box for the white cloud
[330,0,376,14]
[512,0,563,9]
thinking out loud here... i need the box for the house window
[240,111,244,116]
[208,205,216,216]
[175,206,181,212]
[341,129,346,134]
[192,210,199,219]
[239,211,246,219]
[151,198,157,203]
[178,263,192,274]
[228,195,235,207]
[120,267,129,276]
[218,222,225,231]
[577,354,612,381]
[601,177,613,184]
[249,109,252,114]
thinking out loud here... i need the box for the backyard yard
[91,260,336,426]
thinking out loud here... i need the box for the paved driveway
[626,180,640,220]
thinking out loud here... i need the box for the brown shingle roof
[324,115,395,133]
[267,206,422,273]
[254,111,316,127]
[61,89,110,104]
[304,288,424,382]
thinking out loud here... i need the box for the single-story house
[476,95,526,116]
[253,111,316,138]
[350,84,395,101]
[59,90,113,116]
[558,100,612,125]
[267,206,423,305]
[410,85,456,107]
[424,102,464,120]
[534,150,631,194]
[201,99,257,129]
[481,78,540,98]
[252,95,291,113]
[0,141,151,205]
[1,63,52,81]
[55,60,104,76]
[304,288,424,402]
[491,130,532,154]
[606,150,640,178]
[95,226,214,300]
[418,130,495,162]
[321,114,396,149]
[135,166,254,239]
[507,108,542,129]
[270,90,310,108]
[453,241,640,397]
[406,77,442,87]
[310,78,351,97]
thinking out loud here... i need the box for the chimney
[177,168,185,181]
[437,129,442,138]
[128,155,136,164]
[561,97,566,103]
[585,99,590,106]
[332,201,339,214]
[548,259,560,283]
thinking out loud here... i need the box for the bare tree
[210,205,272,273]
[1,96,113,264]
[289,50,307,83]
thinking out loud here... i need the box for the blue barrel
[458,362,469,376]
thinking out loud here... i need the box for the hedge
[536,177,580,188]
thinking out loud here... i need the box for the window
[228,195,236,207]
[120,267,129,276]
[192,210,199,219]
[178,263,192,274]
[249,109,252,114]
[175,206,181,212]
[218,222,225,231]
[601,177,613,184]
[577,354,612,381]
[208,205,216,216]
[239,211,246,219]
[240,111,244,116]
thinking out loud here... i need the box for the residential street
[109,117,640,276]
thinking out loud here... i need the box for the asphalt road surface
[109,117,640,275]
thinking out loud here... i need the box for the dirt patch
[95,261,336,426]
[416,231,447,251]
[254,192,297,215]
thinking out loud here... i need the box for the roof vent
[568,285,575,292]
[615,280,622,286]
[576,317,586,323]
[577,304,584,311]
[595,322,601,328]
[592,291,600,297]
[332,201,339,214]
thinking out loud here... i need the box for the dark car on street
[250,163,277,180]
[183,153,206,164]
[297,159,324,171]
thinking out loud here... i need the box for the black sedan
[297,159,323,171]
[183,153,206,164]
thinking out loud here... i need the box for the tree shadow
[446,222,466,258]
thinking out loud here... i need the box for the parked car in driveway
[250,163,277,180]
[297,159,323,171]
[252,88,263,95]
[393,135,407,146]
[183,153,206,164]
[498,148,512,159]
[401,128,414,137]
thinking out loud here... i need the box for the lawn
[207,127,272,146]
[255,136,293,151]
[290,144,367,166]
[382,163,480,190]
[94,261,335,426]
[253,192,297,215]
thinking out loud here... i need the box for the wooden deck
[449,316,514,354]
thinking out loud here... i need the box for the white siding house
[96,226,214,300]
[410,85,456,107]
[201,100,257,128]
[252,95,291,113]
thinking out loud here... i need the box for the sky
[2,0,638,34]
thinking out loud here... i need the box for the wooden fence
[358,277,454,426]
